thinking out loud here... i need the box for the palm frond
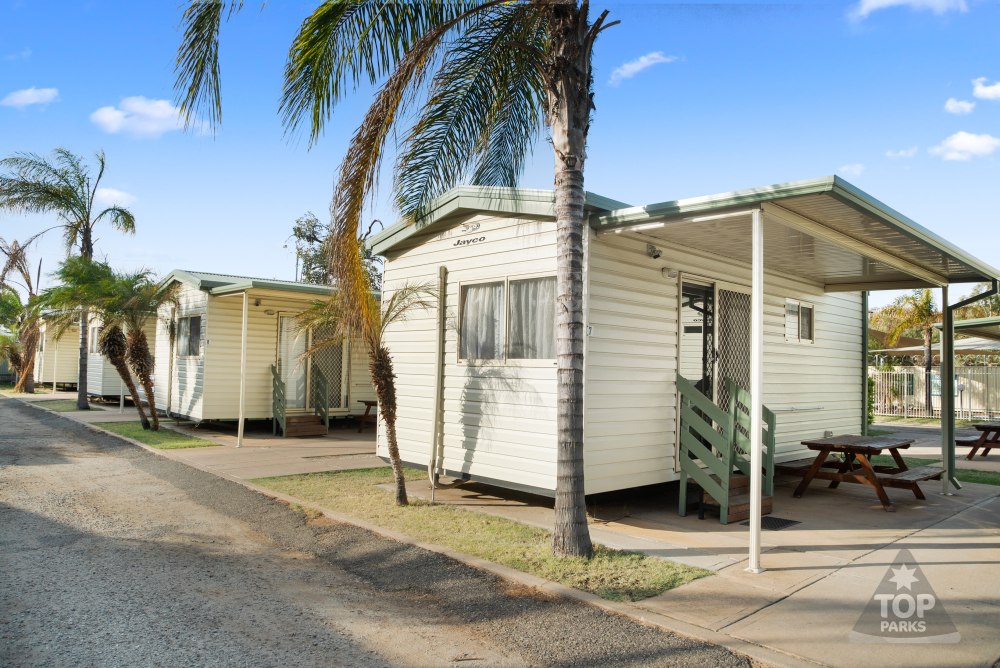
[93,206,137,235]
[175,1,245,131]
[379,282,436,338]
[395,4,546,215]
[281,0,478,145]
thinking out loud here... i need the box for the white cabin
[153,270,376,426]
[85,315,157,399]
[34,318,81,389]
[370,177,999,496]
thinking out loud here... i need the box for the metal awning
[947,316,1000,342]
[872,336,1000,356]
[591,176,999,292]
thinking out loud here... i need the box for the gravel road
[0,397,750,667]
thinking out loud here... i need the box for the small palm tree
[872,289,941,414]
[176,0,617,557]
[297,283,435,504]
[0,237,43,393]
[0,148,136,409]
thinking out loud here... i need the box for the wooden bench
[775,457,841,475]
[875,465,943,500]
[356,400,377,433]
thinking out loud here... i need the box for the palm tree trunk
[76,308,90,409]
[13,326,38,393]
[369,342,407,505]
[127,331,159,431]
[546,2,594,559]
[924,327,933,415]
[110,356,151,430]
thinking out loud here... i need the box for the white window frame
[457,273,557,366]
[785,299,815,344]
[89,326,102,354]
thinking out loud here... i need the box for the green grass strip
[251,467,711,602]
[99,421,221,449]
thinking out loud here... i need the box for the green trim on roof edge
[159,269,334,297]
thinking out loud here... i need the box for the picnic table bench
[957,423,1000,460]
[778,435,942,512]
[356,400,377,433]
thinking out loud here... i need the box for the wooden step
[701,473,773,523]
[283,414,328,437]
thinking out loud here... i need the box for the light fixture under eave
[264,309,276,316]
[661,267,679,279]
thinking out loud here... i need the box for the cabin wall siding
[155,283,208,420]
[379,213,559,492]
[584,233,863,493]
[34,322,81,386]
[88,317,156,397]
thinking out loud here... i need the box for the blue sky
[2,0,999,308]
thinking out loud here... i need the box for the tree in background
[0,238,43,393]
[290,211,382,291]
[871,289,941,414]
[0,148,136,409]
[177,0,619,557]
[955,282,1000,320]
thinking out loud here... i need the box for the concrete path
[874,421,1000,473]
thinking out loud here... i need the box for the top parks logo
[850,548,960,644]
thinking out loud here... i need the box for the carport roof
[939,316,1000,343]
[592,176,999,292]
[161,269,334,297]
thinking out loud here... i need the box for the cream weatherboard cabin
[153,270,376,436]
[34,317,81,390]
[369,177,999,498]
[85,315,157,400]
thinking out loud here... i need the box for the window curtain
[177,318,190,356]
[508,277,556,359]
[460,283,504,359]
[799,305,813,341]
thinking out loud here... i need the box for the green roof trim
[369,186,631,255]
[160,269,334,297]
[936,316,1000,343]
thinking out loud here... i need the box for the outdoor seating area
[959,423,1000,460]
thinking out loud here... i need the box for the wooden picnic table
[958,423,1000,460]
[356,400,377,433]
[792,435,941,512]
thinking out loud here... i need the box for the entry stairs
[271,365,331,437]
[677,374,776,524]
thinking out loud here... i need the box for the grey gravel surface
[0,397,750,667]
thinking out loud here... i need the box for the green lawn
[869,454,1000,487]
[98,421,220,449]
[30,399,98,412]
[875,415,978,427]
[252,467,711,602]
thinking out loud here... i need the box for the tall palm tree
[41,258,154,428]
[872,289,941,414]
[176,0,616,557]
[0,238,43,393]
[0,148,137,409]
[298,284,435,504]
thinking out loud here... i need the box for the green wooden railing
[677,374,776,524]
[312,366,330,431]
[271,365,286,437]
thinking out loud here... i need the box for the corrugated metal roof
[161,269,334,297]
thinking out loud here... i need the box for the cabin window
[460,276,556,361]
[507,277,556,359]
[785,300,814,343]
[177,316,202,356]
[460,282,504,359]
[89,326,102,353]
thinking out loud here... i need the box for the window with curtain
[177,316,202,356]
[785,300,814,343]
[508,277,556,359]
[89,326,102,353]
[460,282,503,359]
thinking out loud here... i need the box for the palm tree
[0,148,137,409]
[872,289,941,414]
[0,238,43,393]
[41,258,156,428]
[176,0,617,557]
[297,284,435,504]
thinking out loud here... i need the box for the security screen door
[277,315,308,410]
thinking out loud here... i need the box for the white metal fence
[869,366,1000,420]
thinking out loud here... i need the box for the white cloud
[972,77,1000,100]
[1,87,58,108]
[609,52,678,86]
[4,48,32,62]
[94,187,137,208]
[838,163,866,177]
[929,131,1000,160]
[886,146,919,159]
[90,96,200,138]
[944,97,975,114]
[849,0,966,21]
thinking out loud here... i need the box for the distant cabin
[153,270,376,431]
[85,315,157,400]
[34,318,81,390]
[370,178,997,497]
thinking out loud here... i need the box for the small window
[459,277,556,361]
[89,326,102,354]
[177,316,202,356]
[785,300,814,343]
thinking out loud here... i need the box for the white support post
[236,291,249,448]
[52,347,58,393]
[940,285,953,494]
[119,380,125,413]
[748,208,765,574]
